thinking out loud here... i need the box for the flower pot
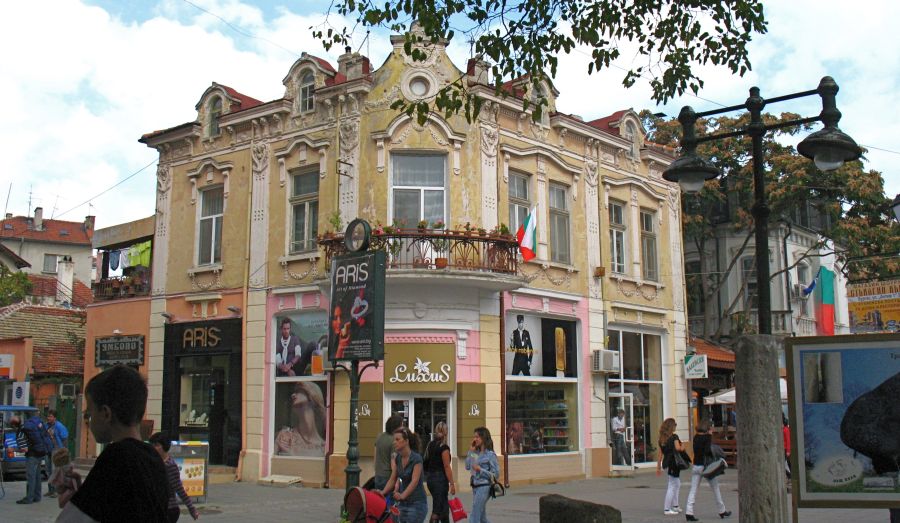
[435,257,449,269]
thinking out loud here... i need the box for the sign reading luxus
[328,237,386,362]
[684,354,709,379]
[96,335,145,366]
[389,358,452,384]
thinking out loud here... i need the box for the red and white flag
[516,206,537,262]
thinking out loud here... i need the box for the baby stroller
[344,486,396,523]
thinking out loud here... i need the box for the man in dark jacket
[14,412,53,504]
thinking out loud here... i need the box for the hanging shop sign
[95,335,145,367]
[327,240,386,362]
[684,354,709,379]
[165,319,242,355]
[384,344,456,393]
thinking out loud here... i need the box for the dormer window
[209,96,223,136]
[300,72,315,112]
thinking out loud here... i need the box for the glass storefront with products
[505,312,580,455]
[607,329,664,464]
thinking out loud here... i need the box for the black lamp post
[664,76,862,335]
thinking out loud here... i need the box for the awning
[704,378,788,405]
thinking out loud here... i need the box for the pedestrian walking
[55,365,169,522]
[374,414,404,491]
[45,409,69,498]
[423,421,455,523]
[684,420,731,521]
[13,411,53,504]
[782,414,792,480]
[656,417,685,516]
[466,426,499,523]
[149,432,200,522]
[611,408,628,465]
[380,427,428,523]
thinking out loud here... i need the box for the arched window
[625,121,640,159]
[300,71,315,112]
[209,96,222,136]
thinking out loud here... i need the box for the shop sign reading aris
[328,219,386,362]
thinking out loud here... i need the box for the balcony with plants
[317,219,525,290]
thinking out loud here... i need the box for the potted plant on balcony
[477,227,488,237]
[431,219,449,268]
[461,221,475,236]
[491,223,511,238]
[417,219,429,232]
[323,210,342,239]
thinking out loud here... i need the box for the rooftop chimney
[4,213,10,219]
[338,48,366,81]
[34,207,43,231]
[84,215,95,232]
[56,255,75,305]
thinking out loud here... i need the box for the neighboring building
[685,203,849,342]
[0,243,30,271]
[1,208,95,283]
[128,26,687,486]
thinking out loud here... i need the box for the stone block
[539,494,621,523]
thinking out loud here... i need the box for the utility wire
[181,0,301,58]
[56,159,157,219]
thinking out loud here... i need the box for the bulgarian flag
[815,267,836,335]
[516,206,537,262]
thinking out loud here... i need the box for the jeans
[470,485,492,523]
[45,455,55,493]
[425,471,450,523]
[397,499,428,523]
[26,455,43,502]
[664,473,681,511]
[686,465,726,515]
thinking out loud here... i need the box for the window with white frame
[290,170,319,253]
[509,172,530,233]
[43,254,59,273]
[797,264,810,316]
[391,154,446,226]
[624,121,640,159]
[609,201,626,274]
[640,210,658,281]
[549,183,570,264]
[299,71,315,113]
[198,187,224,265]
[208,96,222,136]
[742,256,758,309]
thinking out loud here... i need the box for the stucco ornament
[480,125,499,156]
[156,164,171,193]
[252,141,270,175]
[340,119,360,152]
[584,159,598,187]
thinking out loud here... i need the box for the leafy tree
[314,0,767,122]
[0,265,31,307]
[641,110,900,339]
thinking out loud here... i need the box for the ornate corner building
[87,27,690,486]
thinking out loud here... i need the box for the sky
[2,0,899,229]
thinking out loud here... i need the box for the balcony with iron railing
[92,273,151,301]
[317,226,527,291]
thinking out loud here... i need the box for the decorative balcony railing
[318,228,520,274]
[92,276,151,301]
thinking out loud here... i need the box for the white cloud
[1,0,898,229]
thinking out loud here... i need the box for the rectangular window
[290,171,319,253]
[609,201,626,273]
[198,187,224,265]
[43,254,59,273]
[509,173,530,233]
[506,382,579,455]
[685,261,705,315]
[300,85,314,112]
[742,256,758,309]
[797,265,810,316]
[391,155,446,226]
[640,210,658,281]
[549,183,570,264]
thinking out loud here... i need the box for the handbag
[702,443,727,479]
[489,476,506,499]
[672,450,691,471]
[449,496,468,522]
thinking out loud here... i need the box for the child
[149,432,200,522]
[48,448,80,499]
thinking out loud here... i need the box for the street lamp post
[664,76,861,522]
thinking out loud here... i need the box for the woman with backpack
[684,420,731,521]
[423,421,455,523]
[466,426,499,523]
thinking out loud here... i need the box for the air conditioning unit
[791,283,807,299]
[59,383,76,400]
[592,349,621,374]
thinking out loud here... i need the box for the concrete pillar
[733,335,788,523]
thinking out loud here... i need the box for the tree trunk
[733,335,788,523]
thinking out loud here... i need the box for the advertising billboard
[847,279,900,334]
[327,250,386,362]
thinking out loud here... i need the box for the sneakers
[46,492,58,498]
[719,511,732,519]
[664,509,681,515]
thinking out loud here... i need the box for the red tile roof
[691,337,736,369]
[0,215,93,245]
[587,110,627,134]
[26,274,93,308]
[218,83,264,111]
[0,305,85,376]
[0,243,30,268]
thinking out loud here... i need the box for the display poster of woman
[274,381,327,457]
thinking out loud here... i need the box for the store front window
[271,311,329,458]
[505,312,580,455]
[608,329,664,464]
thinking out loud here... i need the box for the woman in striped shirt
[149,432,200,522]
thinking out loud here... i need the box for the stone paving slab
[0,471,891,522]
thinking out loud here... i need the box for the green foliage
[0,265,31,307]
[641,109,900,282]
[313,0,767,123]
